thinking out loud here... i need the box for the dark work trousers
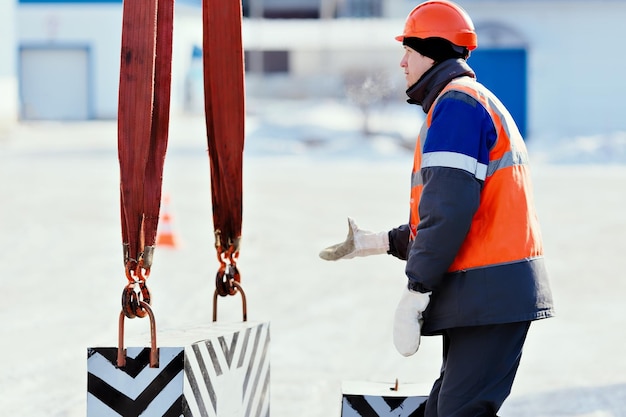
[423,321,531,417]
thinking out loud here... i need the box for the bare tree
[343,68,394,136]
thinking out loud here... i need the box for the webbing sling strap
[202,0,246,297]
[117,0,174,318]
[117,0,246,317]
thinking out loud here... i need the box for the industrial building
[3,0,626,141]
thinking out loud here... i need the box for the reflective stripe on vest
[409,77,543,272]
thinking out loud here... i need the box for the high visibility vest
[409,77,544,272]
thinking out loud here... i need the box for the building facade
[0,0,18,129]
[11,0,626,141]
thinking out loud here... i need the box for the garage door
[20,46,91,120]
[469,48,527,138]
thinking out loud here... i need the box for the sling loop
[214,241,240,296]
[121,280,151,319]
[202,0,246,297]
[117,0,174,318]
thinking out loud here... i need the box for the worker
[319,1,555,415]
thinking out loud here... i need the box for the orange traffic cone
[156,194,178,248]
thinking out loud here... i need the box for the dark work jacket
[388,59,554,335]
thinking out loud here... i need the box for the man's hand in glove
[393,286,431,356]
[319,217,389,261]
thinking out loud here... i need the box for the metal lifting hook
[117,300,159,368]
[213,281,247,322]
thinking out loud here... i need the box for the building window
[244,50,289,74]
[337,0,382,17]
[241,0,383,19]
[242,0,319,19]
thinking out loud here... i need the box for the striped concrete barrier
[87,321,270,416]
[341,380,428,417]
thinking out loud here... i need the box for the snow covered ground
[1,98,626,416]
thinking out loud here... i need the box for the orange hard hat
[395,0,478,51]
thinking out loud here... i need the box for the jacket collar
[406,58,476,113]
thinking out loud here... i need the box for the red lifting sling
[203,0,246,298]
[117,0,245,318]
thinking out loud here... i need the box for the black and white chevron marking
[341,394,427,417]
[87,347,185,416]
[183,322,271,417]
[87,322,270,417]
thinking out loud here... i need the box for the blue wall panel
[468,48,527,138]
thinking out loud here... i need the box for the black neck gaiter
[406,58,476,113]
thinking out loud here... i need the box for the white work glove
[393,286,431,356]
[319,217,389,261]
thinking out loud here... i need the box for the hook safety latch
[117,300,159,368]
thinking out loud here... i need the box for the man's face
[400,45,435,88]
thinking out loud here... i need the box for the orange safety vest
[409,77,544,272]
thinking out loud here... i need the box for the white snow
[1,98,626,416]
